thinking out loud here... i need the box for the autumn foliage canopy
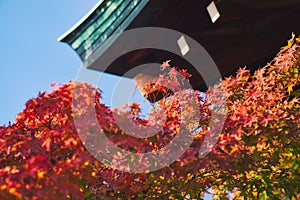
[0,36,300,199]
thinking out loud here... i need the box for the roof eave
[57,0,105,42]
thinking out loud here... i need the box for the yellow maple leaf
[37,170,46,179]
[287,84,294,95]
[280,33,295,53]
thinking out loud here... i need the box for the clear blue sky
[0,1,213,198]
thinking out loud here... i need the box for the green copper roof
[58,0,149,61]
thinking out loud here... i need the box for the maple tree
[1,36,300,199]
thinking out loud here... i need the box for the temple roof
[59,0,300,90]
